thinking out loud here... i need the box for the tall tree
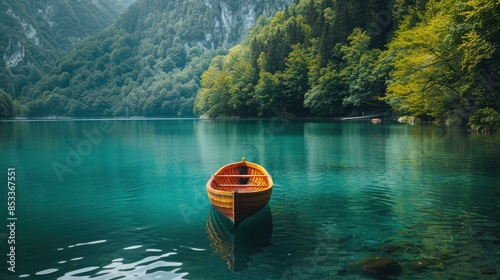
[382,0,464,121]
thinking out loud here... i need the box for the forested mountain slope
[23,0,294,117]
[0,0,133,117]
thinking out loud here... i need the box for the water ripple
[36,268,59,275]
[123,245,143,250]
[67,240,107,249]
[56,252,187,279]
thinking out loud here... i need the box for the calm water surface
[0,119,499,279]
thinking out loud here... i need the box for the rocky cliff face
[3,7,40,68]
[206,0,294,49]
[119,0,294,51]
[0,0,132,69]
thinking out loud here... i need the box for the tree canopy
[196,0,500,130]
[195,0,393,117]
[383,0,500,128]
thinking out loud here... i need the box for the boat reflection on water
[206,205,273,271]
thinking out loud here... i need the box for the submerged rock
[495,189,500,196]
[348,256,402,278]
[480,268,497,275]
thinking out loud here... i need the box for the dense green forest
[1,0,499,130]
[0,0,133,118]
[11,0,293,118]
[195,0,394,117]
[195,0,500,130]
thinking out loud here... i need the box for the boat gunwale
[206,161,273,195]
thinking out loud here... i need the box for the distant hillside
[0,0,133,117]
[25,0,294,117]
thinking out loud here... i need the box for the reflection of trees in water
[206,205,273,271]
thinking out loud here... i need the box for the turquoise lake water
[0,119,499,279]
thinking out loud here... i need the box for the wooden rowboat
[206,158,273,228]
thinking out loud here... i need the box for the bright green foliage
[194,46,257,117]
[340,29,383,107]
[383,1,463,119]
[195,42,254,116]
[254,69,281,116]
[459,0,500,72]
[459,0,500,121]
[281,44,310,115]
[197,0,393,117]
[304,62,346,115]
[305,28,384,115]
[383,0,500,125]
[194,60,233,117]
[469,107,500,132]
[227,47,258,116]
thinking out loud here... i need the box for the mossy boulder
[348,256,402,278]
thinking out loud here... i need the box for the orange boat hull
[206,159,273,228]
